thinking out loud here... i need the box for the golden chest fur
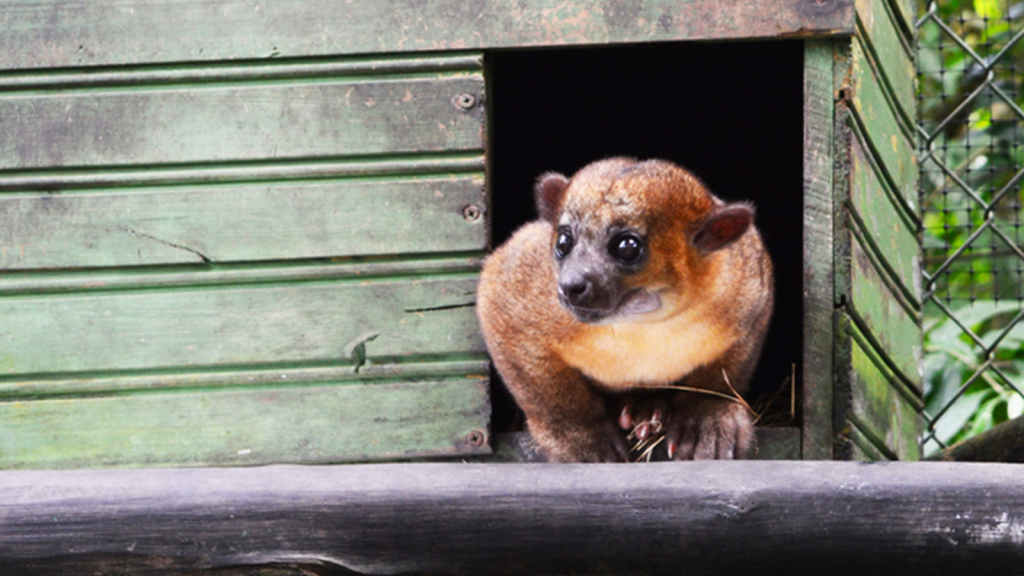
[552,303,736,388]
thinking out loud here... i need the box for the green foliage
[923,301,1024,451]
[918,0,1024,454]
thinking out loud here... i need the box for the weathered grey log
[2,462,1024,575]
[931,414,1024,463]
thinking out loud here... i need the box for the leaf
[1008,392,1024,420]
[932,389,990,445]
[924,353,966,414]
[975,0,1003,20]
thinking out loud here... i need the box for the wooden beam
[931,414,1024,463]
[2,461,1023,575]
[0,0,855,71]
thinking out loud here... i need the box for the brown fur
[477,158,773,462]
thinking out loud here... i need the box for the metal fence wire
[916,0,1024,455]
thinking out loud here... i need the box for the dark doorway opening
[486,40,806,434]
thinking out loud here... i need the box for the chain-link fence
[916,0,1024,455]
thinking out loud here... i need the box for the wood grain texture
[1,461,1023,575]
[831,42,857,461]
[802,40,836,460]
[0,274,483,376]
[0,74,485,169]
[0,378,490,469]
[0,0,855,71]
[0,175,486,269]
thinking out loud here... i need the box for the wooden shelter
[0,0,919,467]
[0,1,943,572]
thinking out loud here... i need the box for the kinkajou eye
[555,227,575,259]
[609,232,645,264]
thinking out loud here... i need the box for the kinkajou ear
[692,203,753,253]
[534,171,570,224]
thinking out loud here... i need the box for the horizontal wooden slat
[490,428,803,462]
[0,0,854,71]
[0,379,490,469]
[0,359,490,399]
[849,139,920,302]
[2,462,1024,575]
[0,74,484,169]
[0,274,483,376]
[0,254,483,296]
[0,54,484,91]
[848,239,921,386]
[0,152,484,191]
[849,324,922,460]
[0,175,486,269]
[850,39,917,214]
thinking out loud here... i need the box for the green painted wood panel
[0,73,484,169]
[0,379,490,469]
[849,238,921,390]
[850,39,918,214]
[855,0,915,131]
[0,1,854,71]
[849,139,920,303]
[0,48,489,467]
[0,175,486,269]
[849,323,922,460]
[0,274,482,376]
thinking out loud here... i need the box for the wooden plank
[0,359,490,399]
[930,414,1024,463]
[802,40,836,461]
[0,379,489,469]
[854,0,915,129]
[0,152,485,192]
[849,138,920,302]
[490,428,802,462]
[2,461,1024,574]
[0,175,486,269]
[832,41,856,461]
[885,0,917,38]
[848,238,922,387]
[755,427,802,460]
[0,0,855,71]
[0,274,483,375]
[848,419,888,460]
[849,324,922,460]
[849,39,918,214]
[0,254,484,296]
[0,73,484,169]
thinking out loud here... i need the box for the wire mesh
[917,0,1024,455]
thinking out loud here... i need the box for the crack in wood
[403,302,475,313]
[343,332,381,374]
[121,226,211,263]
